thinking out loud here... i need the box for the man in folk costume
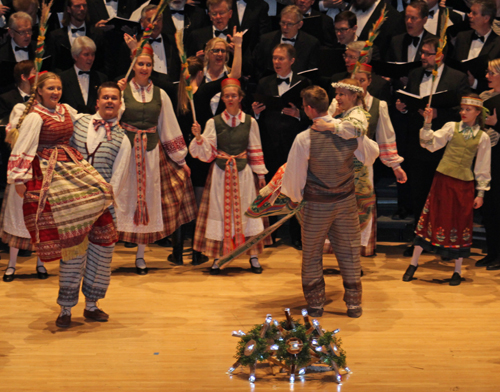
[281,84,379,318]
[190,78,270,275]
[63,81,131,326]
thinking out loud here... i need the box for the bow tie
[170,9,185,15]
[15,46,29,52]
[93,119,113,141]
[303,12,311,17]
[71,26,85,33]
[282,37,296,43]
[106,0,117,3]
[423,70,433,77]
[428,10,435,17]
[23,95,30,102]
[78,70,90,75]
[150,37,162,43]
[472,32,485,43]
[406,35,420,47]
[277,77,290,85]
[214,29,229,37]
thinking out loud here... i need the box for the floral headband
[331,82,364,94]
[461,97,483,108]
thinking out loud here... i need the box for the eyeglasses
[486,70,499,76]
[421,51,436,57]
[11,28,32,37]
[210,48,227,54]
[279,21,300,28]
[335,27,352,33]
[209,10,229,17]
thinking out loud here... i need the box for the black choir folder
[371,60,422,78]
[447,54,489,80]
[253,80,307,111]
[395,89,459,111]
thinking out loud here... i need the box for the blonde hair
[6,72,61,147]
[177,56,204,115]
[338,78,366,110]
[488,58,500,75]
[204,38,230,67]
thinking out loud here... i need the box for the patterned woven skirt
[414,171,475,259]
[23,156,117,262]
[193,164,272,259]
[118,144,197,244]
[0,185,34,251]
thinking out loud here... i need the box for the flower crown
[331,82,363,94]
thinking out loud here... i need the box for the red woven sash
[121,123,157,226]
[217,150,247,256]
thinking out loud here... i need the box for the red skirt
[414,171,474,259]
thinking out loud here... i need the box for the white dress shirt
[12,38,29,62]
[74,65,90,105]
[350,0,380,37]
[236,0,246,25]
[419,63,444,97]
[104,0,118,19]
[407,30,424,62]
[151,34,168,74]
[68,23,86,46]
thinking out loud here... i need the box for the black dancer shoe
[192,251,209,265]
[124,242,137,248]
[476,254,497,267]
[449,272,462,286]
[347,307,362,318]
[2,267,15,282]
[135,258,148,275]
[486,259,500,271]
[306,307,323,317]
[402,265,418,281]
[249,257,263,274]
[167,228,183,265]
[155,237,172,247]
[36,265,49,279]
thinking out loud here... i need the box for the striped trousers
[57,243,114,307]
[301,195,362,309]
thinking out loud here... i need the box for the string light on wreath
[229,308,350,384]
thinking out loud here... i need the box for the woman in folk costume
[6,72,117,326]
[1,71,46,283]
[325,63,407,257]
[168,28,244,266]
[190,78,269,275]
[403,95,491,286]
[116,44,196,275]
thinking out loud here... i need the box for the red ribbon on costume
[93,119,113,141]
[121,123,157,226]
[217,150,247,256]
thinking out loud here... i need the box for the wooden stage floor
[1,241,500,392]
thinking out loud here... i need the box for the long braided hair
[5,72,61,148]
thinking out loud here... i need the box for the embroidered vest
[304,128,358,203]
[121,84,161,151]
[72,115,125,183]
[36,104,83,162]
[367,98,380,140]
[214,114,251,172]
[436,122,483,182]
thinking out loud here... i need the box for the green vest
[436,122,483,181]
[121,84,161,151]
[367,97,380,140]
[214,114,251,172]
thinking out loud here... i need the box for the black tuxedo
[351,1,405,60]
[59,67,108,114]
[254,73,311,179]
[387,30,435,62]
[329,71,391,103]
[449,29,500,93]
[432,6,465,38]
[301,9,336,48]
[397,65,469,218]
[0,88,24,121]
[252,30,320,82]
[117,32,181,82]
[46,23,105,73]
[160,5,209,45]
[87,0,138,25]
[0,40,35,94]
[229,0,272,76]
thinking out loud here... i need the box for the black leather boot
[192,250,209,265]
[168,228,183,265]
